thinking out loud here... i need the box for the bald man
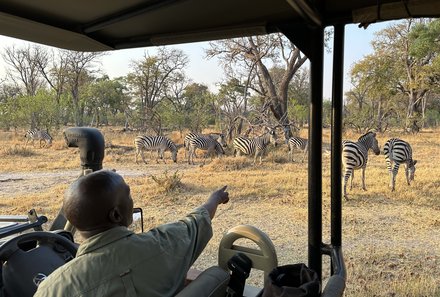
[34,170,229,297]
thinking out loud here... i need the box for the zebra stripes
[288,136,308,162]
[188,136,225,165]
[233,130,277,164]
[183,132,226,158]
[24,129,53,148]
[134,135,178,164]
[383,138,417,191]
[342,131,380,199]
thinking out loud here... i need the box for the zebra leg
[405,164,410,186]
[159,149,166,164]
[343,170,351,200]
[392,164,400,191]
[301,149,307,163]
[188,147,195,165]
[386,158,393,188]
[253,151,258,165]
[350,171,354,190]
[361,167,367,191]
[140,150,148,164]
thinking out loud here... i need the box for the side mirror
[130,208,144,233]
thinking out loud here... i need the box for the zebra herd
[23,128,417,198]
[134,130,280,166]
[133,130,418,197]
[342,132,417,199]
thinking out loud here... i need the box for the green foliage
[150,170,183,193]
[288,97,308,125]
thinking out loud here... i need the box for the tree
[374,19,439,130]
[84,76,129,126]
[346,19,440,131]
[2,45,46,128]
[63,50,104,126]
[206,33,308,134]
[126,47,188,132]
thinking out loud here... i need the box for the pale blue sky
[0,21,395,99]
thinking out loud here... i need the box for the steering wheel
[218,225,278,283]
[0,231,78,297]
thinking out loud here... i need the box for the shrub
[2,146,36,157]
[150,170,183,193]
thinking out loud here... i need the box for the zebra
[134,135,178,164]
[342,131,380,199]
[233,129,277,165]
[24,129,53,148]
[183,132,227,158]
[188,136,225,165]
[383,138,417,191]
[288,136,308,162]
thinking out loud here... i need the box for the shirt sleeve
[151,206,213,267]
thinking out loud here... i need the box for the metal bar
[83,0,183,34]
[321,244,346,279]
[0,216,48,240]
[308,26,324,280]
[285,0,322,27]
[331,24,345,248]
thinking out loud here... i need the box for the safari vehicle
[0,1,439,296]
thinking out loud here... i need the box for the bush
[2,146,36,157]
[150,170,183,193]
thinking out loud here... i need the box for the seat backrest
[176,266,230,297]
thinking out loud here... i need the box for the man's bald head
[63,170,133,234]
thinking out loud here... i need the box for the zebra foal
[188,136,225,165]
[383,138,417,191]
[134,135,178,164]
[342,131,380,199]
[233,129,277,165]
[288,136,308,162]
[24,129,53,148]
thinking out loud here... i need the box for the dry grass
[0,127,439,296]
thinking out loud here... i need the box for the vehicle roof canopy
[1,0,440,52]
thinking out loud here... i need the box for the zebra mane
[358,131,376,141]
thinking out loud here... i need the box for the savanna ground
[0,127,439,297]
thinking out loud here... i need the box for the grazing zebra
[288,136,308,162]
[188,136,225,165]
[233,129,277,165]
[24,129,53,148]
[383,138,417,191]
[183,132,226,158]
[134,135,178,164]
[342,131,380,199]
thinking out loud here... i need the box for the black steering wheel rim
[0,231,77,297]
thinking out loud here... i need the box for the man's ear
[109,208,122,224]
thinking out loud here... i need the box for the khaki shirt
[34,206,212,297]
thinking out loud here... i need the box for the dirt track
[0,164,194,198]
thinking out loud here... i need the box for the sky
[0,21,395,99]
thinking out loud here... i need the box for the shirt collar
[77,226,134,256]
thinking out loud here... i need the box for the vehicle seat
[176,266,230,297]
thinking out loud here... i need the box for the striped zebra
[134,135,178,164]
[383,138,417,191]
[233,129,277,165]
[24,129,53,148]
[342,131,380,199]
[188,136,225,165]
[288,136,308,162]
[183,132,226,158]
